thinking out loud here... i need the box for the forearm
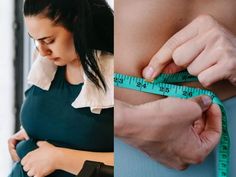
[55,147,113,175]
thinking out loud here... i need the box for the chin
[54,61,66,66]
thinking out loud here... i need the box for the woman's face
[25,15,78,66]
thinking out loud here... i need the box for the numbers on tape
[114,71,230,177]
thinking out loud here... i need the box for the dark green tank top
[14,66,113,177]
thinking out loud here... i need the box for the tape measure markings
[114,72,230,177]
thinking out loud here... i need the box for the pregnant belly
[16,139,38,159]
[15,139,76,177]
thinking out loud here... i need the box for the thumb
[200,104,222,153]
[190,95,212,112]
[23,131,30,140]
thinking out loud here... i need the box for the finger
[193,115,206,135]
[23,163,30,172]
[24,131,30,140]
[8,137,17,146]
[8,138,18,153]
[162,62,185,74]
[12,129,28,141]
[172,35,205,68]
[37,141,47,147]
[14,131,26,140]
[142,19,199,80]
[190,95,212,112]
[198,64,225,87]
[10,149,20,162]
[200,104,222,153]
[160,96,210,122]
[187,47,217,76]
[21,155,28,166]
[17,129,29,140]
[8,138,17,152]
[27,169,35,177]
[8,139,20,161]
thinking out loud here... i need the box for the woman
[115,0,236,177]
[8,0,114,176]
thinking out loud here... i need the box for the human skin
[114,0,236,170]
[142,15,236,87]
[115,0,236,105]
[115,97,221,170]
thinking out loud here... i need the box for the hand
[8,128,29,162]
[115,96,221,170]
[142,14,236,87]
[21,141,59,177]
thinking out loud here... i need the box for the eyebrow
[28,33,52,41]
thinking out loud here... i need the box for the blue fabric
[115,97,236,177]
[9,66,113,177]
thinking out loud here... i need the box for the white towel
[27,51,114,114]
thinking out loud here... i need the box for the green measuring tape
[114,71,230,177]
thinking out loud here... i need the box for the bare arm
[21,141,113,176]
[55,147,113,175]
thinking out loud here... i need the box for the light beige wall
[0,0,15,175]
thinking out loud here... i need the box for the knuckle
[210,27,224,43]
[27,153,32,158]
[27,171,33,177]
[196,14,216,27]
[230,77,236,85]
[23,165,28,172]
[220,60,233,78]
[187,67,198,76]
[176,164,188,171]
[190,100,203,116]
[21,160,25,166]
[165,36,179,51]
[191,154,205,164]
[213,45,226,59]
[226,59,236,72]
[215,40,233,58]
[172,50,185,67]
[217,35,228,46]
[198,74,210,87]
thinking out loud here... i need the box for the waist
[115,71,236,105]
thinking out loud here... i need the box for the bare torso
[115,0,236,104]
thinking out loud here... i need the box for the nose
[35,41,52,57]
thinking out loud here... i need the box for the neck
[66,59,84,85]
[67,58,81,68]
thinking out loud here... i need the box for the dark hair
[24,0,113,91]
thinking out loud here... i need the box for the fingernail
[144,79,154,83]
[143,66,154,80]
[202,96,212,107]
